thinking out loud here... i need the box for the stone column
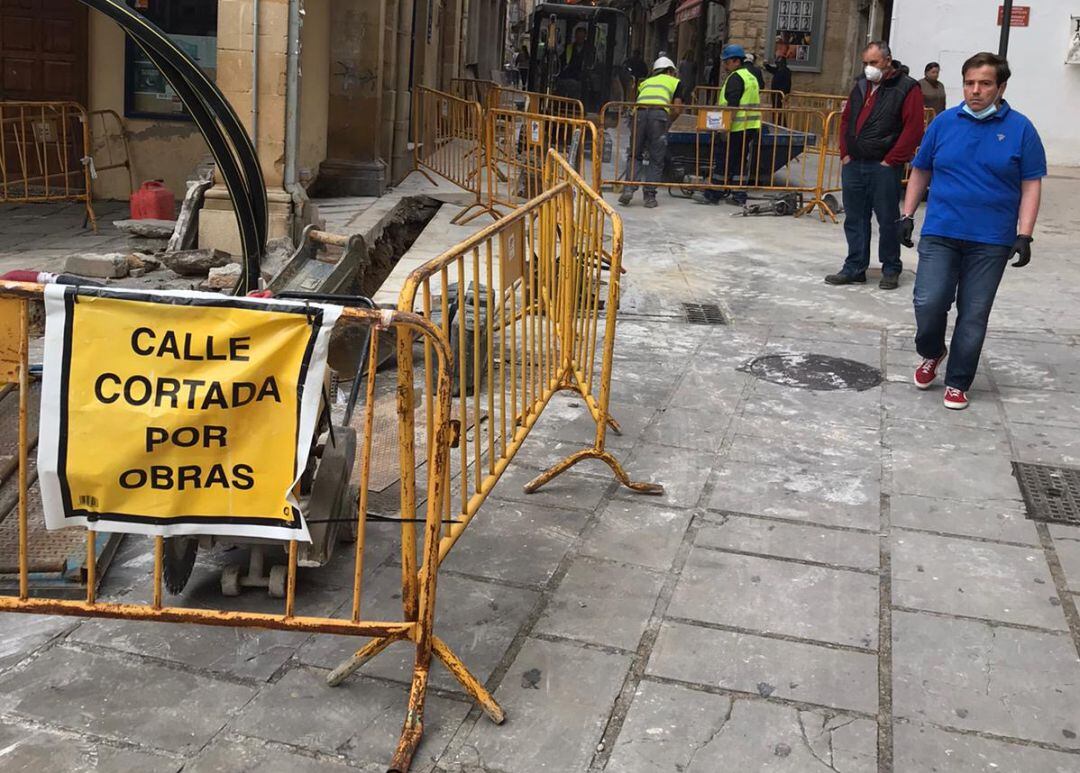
[318,0,389,196]
[199,0,295,256]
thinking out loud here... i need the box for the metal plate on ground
[744,353,882,391]
[1013,462,1080,526]
[682,302,725,325]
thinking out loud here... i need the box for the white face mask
[864,65,883,83]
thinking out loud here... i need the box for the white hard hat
[746,53,756,63]
[653,56,676,71]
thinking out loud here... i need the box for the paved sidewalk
[0,171,1078,772]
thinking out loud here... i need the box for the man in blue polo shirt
[898,51,1045,411]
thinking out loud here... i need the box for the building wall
[727,0,864,95]
[87,13,209,201]
[892,0,1080,165]
[298,0,330,183]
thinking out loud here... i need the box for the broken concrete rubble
[161,249,232,277]
[198,262,241,292]
[63,253,129,279]
[112,219,177,239]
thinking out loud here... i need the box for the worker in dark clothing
[825,41,924,290]
[765,56,792,105]
[618,57,686,209]
[745,53,766,89]
[693,44,761,206]
[626,50,648,80]
[556,26,591,101]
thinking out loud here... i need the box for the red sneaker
[943,387,969,410]
[914,349,947,390]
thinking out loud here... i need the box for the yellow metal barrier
[0,282,501,773]
[486,86,586,119]
[485,108,600,214]
[412,86,497,224]
[693,85,787,108]
[786,90,847,114]
[293,148,664,717]
[0,101,96,229]
[600,101,830,216]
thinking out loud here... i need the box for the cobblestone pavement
[1,171,1079,772]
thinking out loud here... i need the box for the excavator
[524,3,632,115]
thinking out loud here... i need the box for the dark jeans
[704,128,760,202]
[840,159,903,277]
[622,108,669,199]
[913,236,1011,391]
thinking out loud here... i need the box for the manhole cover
[744,353,882,391]
[682,303,725,325]
[1014,462,1080,525]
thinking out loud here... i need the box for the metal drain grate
[682,302,725,325]
[1013,462,1080,525]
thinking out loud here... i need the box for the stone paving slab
[893,721,1080,773]
[613,444,716,509]
[185,735,363,773]
[577,501,692,572]
[1009,421,1080,465]
[884,417,1014,457]
[892,610,1080,749]
[298,567,537,693]
[708,461,881,532]
[725,420,882,471]
[639,406,727,452]
[0,722,179,773]
[0,646,255,754]
[437,636,631,772]
[697,516,880,571]
[605,679,878,772]
[889,494,1039,546]
[882,382,1005,430]
[668,548,879,649]
[891,530,1067,630]
[890,447,1022,502]
[230,668,469,768]
[439,497,583,588]
[534,556,664,651]
[648,620,879,713]
[0,614,79,673]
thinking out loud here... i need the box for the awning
[649,0,673,21]
[675,0,702,24]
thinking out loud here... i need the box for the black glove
[898,215,915,248]
[1010,235,1033,268]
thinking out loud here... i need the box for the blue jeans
[840,159,903,277]
[913,236,1011,391]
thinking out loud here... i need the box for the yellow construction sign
[37,286,341,541]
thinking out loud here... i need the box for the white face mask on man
[864,65,884,83]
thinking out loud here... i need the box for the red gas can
[130,180,176,220]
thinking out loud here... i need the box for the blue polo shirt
[912,101,1046,246]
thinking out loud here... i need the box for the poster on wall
[1068,16,1080,64]
[774,0,815,63]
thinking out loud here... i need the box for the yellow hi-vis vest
[719,67,762,132]
[636,73,680,107]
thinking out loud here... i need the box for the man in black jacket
[825,41,925,290]
[765,57,792,105]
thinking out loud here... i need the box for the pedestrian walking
[900,52,1045,411]
[692,44,761,206]
[919,62,947,118]
[618,57,686,209]
[516,43,531,91]
[825,41,924,290]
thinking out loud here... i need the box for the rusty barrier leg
[0,281,502,773]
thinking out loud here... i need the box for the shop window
[767,0,826,73]
[124,0,218,120]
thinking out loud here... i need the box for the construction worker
[693,44,761,206]
[618,56,686,209]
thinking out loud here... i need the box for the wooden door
[1,0,89,104]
